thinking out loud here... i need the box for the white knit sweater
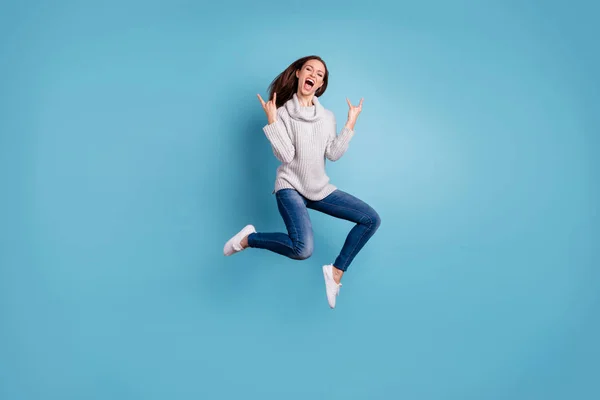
[263,93,355,201]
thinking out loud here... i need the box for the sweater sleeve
[263,113,295,164]
[325,113,355,161]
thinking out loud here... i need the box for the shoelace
[326,267,342,295]
[329,281,341,296]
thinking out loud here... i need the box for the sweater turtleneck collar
[284,93,325,122]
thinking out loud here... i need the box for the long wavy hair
[267,55,329,108]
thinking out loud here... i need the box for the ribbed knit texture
[263,93,355,201]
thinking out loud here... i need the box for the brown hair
[267,55,329,108]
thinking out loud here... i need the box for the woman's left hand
[345,98,363,130]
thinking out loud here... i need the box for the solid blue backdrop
[1,0,598,399]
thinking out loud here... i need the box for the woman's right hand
[257,92,277,125]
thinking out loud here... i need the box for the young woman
[223,55,381,309]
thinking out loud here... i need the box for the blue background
[1,0,598,399]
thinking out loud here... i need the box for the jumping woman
[223,55,381,309]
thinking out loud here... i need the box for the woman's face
[296,59,326,96]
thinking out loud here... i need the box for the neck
[296,91,314,107]
[286,92,323,122]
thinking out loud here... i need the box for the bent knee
[293,246,313,260]
[292,240,314,260]
[373,211,382,229]
[362,209,381,231]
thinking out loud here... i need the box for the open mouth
[303,78,315,91]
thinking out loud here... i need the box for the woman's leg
[246,189,314,260]
[307,189,381,275]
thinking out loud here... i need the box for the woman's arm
[263,111,295,163]
[325,118,355,161]
[258,93,295,163]
[326,98,363,161]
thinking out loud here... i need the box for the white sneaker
[223,224,256,256]
[322,264,342,309]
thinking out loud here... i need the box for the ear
[295,70,299,79]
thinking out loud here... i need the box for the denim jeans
[247,189,381,271]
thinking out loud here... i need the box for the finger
[257,94,266,107]
[273,92,277,103]
[346,98,352,107]
[359,98,364,107]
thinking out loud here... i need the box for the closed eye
[306,66,325,77]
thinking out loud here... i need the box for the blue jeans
[247,189,381,271]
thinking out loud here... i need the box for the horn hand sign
[257,92,278,125]
[345,98,363,130]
